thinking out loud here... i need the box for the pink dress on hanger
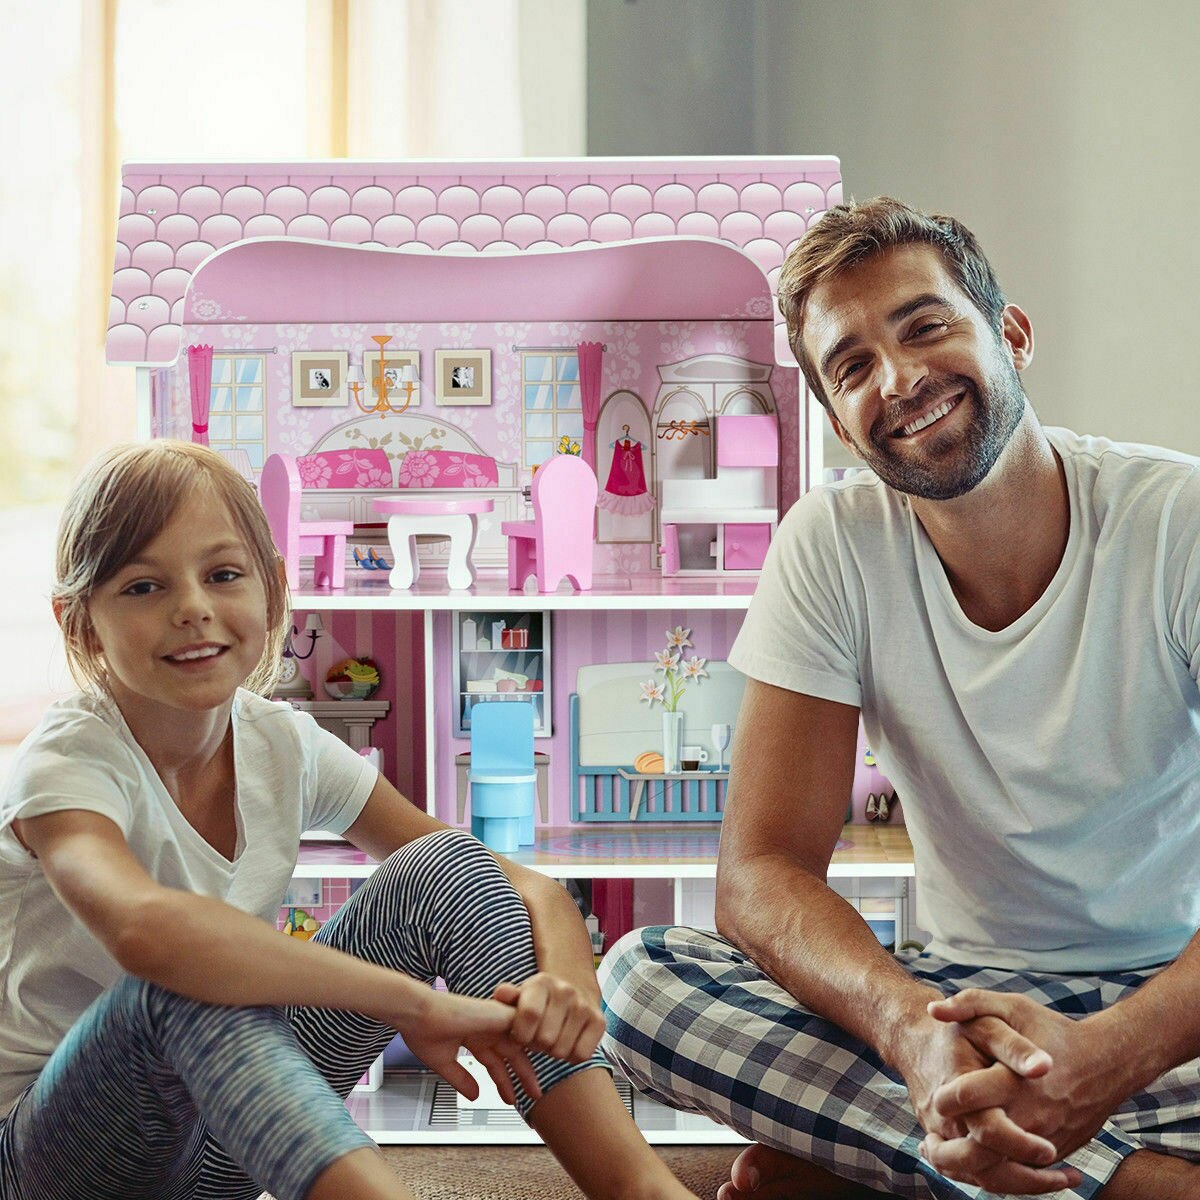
[598,439,655,515]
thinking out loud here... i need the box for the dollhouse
[106,156,913,1144]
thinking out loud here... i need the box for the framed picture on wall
[291,351,349,407]
[366,349,420,408]
[435,349,492,407]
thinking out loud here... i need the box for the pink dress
[598,440,655,515]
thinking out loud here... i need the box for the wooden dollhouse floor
[289,569,762,611]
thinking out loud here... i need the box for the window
[522,351,582,466]
[208,354,267,468]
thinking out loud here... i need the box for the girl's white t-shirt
[0,689,376,1115]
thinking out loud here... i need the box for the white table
[372,496,494,591]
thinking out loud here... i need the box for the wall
[587,0,1200,457]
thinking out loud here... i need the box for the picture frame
[366,349,421,407]
[435,349,492,407]
[291,351,349,407]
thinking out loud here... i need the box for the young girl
[0,441,695,1200]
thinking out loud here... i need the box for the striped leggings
[0,829,604,1200]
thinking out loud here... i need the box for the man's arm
[715,679,1068,1189]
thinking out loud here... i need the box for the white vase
[662,710,684,774]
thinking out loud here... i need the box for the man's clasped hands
[899,989,1150,1195]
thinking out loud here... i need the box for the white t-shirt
[0,689,376,1115]
[730,428,1200,973]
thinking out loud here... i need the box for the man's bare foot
[715,1143,883,1200]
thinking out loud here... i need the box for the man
[600,198,1200,1199]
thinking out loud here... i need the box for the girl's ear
[51,598,66,629]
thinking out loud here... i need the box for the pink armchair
[260,453,354,589]
[501,455,597,592]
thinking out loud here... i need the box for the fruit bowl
[324,657,381,701]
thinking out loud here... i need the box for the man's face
[803,244,1033,501]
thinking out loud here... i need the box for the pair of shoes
[865,792,892,822]
[353,547,394,571]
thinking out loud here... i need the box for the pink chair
[259,453,354,589]
[502,455,598,592]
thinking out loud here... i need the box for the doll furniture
[260,453,354,589]
[660,413,780,576]
[372,495,494,591]
[467,701,537,852]
[501,454,598,593]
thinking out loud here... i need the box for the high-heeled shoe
[369,547,392,570]
[353,547,377,570]
[877,792,891,822]
[865,793,878,821]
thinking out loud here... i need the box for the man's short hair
[778,197,1007,409]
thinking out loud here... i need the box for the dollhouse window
[208,354,267,468]
[521,351,584,466]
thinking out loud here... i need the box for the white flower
[655,648,680,673]
[681,656,708,681]
[665,626,693,650]
[639,679,666,706]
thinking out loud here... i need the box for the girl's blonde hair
[53,440,289,697]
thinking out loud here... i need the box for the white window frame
[208,353,267,468]
[520,349,583,468]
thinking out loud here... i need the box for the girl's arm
[14,808,542,1101]
[344,775,605,1057]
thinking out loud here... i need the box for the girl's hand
[492,972,606,1062]
[400,991,542,1105]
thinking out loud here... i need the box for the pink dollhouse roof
[185,237,774,326]
[107,155,841,367]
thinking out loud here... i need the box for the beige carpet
[374,1145,740,1198]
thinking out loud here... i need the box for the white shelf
[347,1070,745,1146]
[294,825,915,882]
[289,569,759,611]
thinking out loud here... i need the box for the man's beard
[844,357,1027,501]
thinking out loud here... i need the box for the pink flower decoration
[397,451,441,487]
[298,458,333,487]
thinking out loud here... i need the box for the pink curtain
[576,341,604,470]
[187,344,214,445]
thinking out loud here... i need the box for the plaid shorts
[599,925,1200,1200]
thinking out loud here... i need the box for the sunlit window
[522,351,582,466]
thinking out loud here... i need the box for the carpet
[375,1144,740,1198]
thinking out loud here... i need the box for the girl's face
[84,490,271,723]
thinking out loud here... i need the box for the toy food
[324,657,381,700]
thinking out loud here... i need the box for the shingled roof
[107,155,842,367]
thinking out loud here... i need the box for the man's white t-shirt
[729,428,1200,974]
[0,689,376,1115]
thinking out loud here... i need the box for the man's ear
[1000,304,1034,371]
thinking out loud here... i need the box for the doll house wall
[431,608,747,827]
[157,315,793,574]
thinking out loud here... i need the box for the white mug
[681,745,709,770]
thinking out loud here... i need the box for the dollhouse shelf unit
[105,156,915,1147]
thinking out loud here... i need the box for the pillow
[396,450,499,489]
[296,448,393,488]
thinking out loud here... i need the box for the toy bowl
[323,677,376,700]
[324,656,381,701]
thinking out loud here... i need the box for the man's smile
[894,391,965,439]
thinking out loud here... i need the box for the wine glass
[711,723,732,772]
